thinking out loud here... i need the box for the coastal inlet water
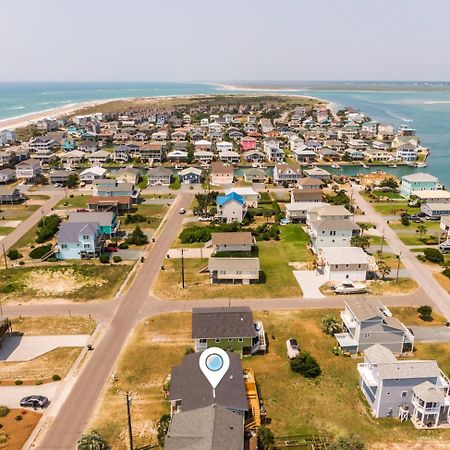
[1,82,450,185]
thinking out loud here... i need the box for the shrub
[156,414,171,446]
[77,430,109,450]
[99,254,110,264]
[35,380,43,385]
[36,214,61,243]
[290,351,322,378]
[125,213,147,225]
[0,406,9,418]
[52,374,61,381]
[15,415,23,421]
[417,305,433,322]
[0,433,8,445]
[6,249,22,260]
[18,261,25,266]
[112,255,122,263]
[401,216,410,226]
[127,225,149,246]
[329,433,365,450]
[423,248,444,264]
[443,268,450,279]
[321,315,342,336]
[15,379,23,385]
[118,242,129,249]
[29,244,52,260]
[257,426,275,450]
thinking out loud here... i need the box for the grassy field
[154,224,309,299]
[390,307,447,326]
[89,310,450,450]
[0,408,41,450]
[434,272,450,294]
[10,224,38,249]
[55,195,88,209]
[0,226,15,236]
[122,203,168,232]
[0,264,132,303]
[0,204,39,221]
[10,316,96,335]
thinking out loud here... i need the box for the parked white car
[286,338,300,359]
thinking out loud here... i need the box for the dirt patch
[0,408,41,450]
[370,441,450,450]
[23,268,106,296]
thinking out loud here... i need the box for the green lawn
[11,224,38,249]
[154,224,309,299]
[371,191,403,200]
[0,263,132,303]
[55,195,89,209]
[0,204,39,221]
[371,202,420,216]
[0,226,15,236]
[137,175,148,189]
[121,203,168,231]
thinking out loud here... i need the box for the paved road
[1,192,65,252]
[411,326,450,343]
[37,191,194,450]
[351,186,450,321]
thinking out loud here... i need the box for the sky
[1,0,450,82]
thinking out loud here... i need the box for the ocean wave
[422,100,450,105]
[7,106,26,110]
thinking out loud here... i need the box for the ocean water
[1,82,450,184]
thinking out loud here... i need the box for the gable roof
[320,246,369,265]
[211,161,233,174]
[402,172,439,183]
[192,306,256,339]
[211,232,253,246]
[208,257,260,272]
[57,222,99,243]
[68,212,115,227]
[165,404,244,450]
[169,352,248,412]
[217,192,244,206]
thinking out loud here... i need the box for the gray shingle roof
[169,352,248,412]
[68,212,114,227]
[192,307,256,339]
[412,381,445,403]
[211,232,253,246]
[208,257,260,272]
[57,222,99,244]
[165,404,244,450]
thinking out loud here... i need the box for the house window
[238,338,243,342]
[386,392,391,396]
[84,244,90,249]
[401,391,407,397]
[199,339,206,343]
[228,338,233,342]
[61,244,67,249]
[215,338,221,343]
[364,333,370,338]
[335,265,339,269]
[82,235,90,240]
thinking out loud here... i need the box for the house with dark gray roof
[148,167,172,186]
[358,344,450,428]
[335,298,414,354]
[164,404,244,450]
[0,186,23,204]
[192,306,265,355]
[0,168,16,184]
[169,351,248,416]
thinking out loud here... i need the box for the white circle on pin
[199,347,230,389]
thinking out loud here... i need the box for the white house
[319,246,370,282]
[80,166,107,184]
[225,187,259,208]
[216,192,246,223]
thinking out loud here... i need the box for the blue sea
[1,81,450,185]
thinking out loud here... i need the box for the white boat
[331,163,341,169]
[389,164,398,168]
[334,282,367,295]
[416,162,428,168]
[361,163,369,169]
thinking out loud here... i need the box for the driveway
[116,248,144,260]
[0,335,90,362]
[0,382,59,408]
[410,326,450,343]
[167,248,213,259]
[293,270,326,298]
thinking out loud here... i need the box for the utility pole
[379,230,385,254]
[0,298,3,316]
[126,392,134,450]
[2,244,7,270]
[181,248,185,289]
[396,251,402,284]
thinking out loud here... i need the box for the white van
[439,241,450,253]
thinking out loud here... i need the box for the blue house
[68,211,119,237]
[56,222,103,260]
[63,138,76,151]
[179,167,202,184]
[400,173,440,198]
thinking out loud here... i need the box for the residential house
[0,168,16,184]
[29,136,56,153]
[297,177,323,191]
[88,150,111,165]
[179,167,202,184]
[303,167,331,180]
[192,306,263,355]
[195,140,212,152]
[79,166,107,184]
[0,129,16,146]
[56,222,103,260]
[293,148,317,163]
[335,298,414,355]
[414,190,450,204]
[68,211,119,237]
[94,182,138,202]
[60,150,85,165]
[243,150,265,163]
[319,246,370,281]
[114,145,131,162]
[307,204,353,222]
[167,150,188,162]
[0,186,23,204]
[88,196,132,214]
[286,201,328,223]
[358,344,450,427]
[318,148,340,161]
[210,232,254,254]
[216,141,234,153]
[49,169,75,185]
[164,404,244,450]
[364,149,393,162]
[169,351,248,415]
[219,150,240,164]
[211,162,234,185]
[148,167,172,186]
[208,257,260,284]
[243,168,267,183]
[396,144,418,162]
[216,192,246,223]
[240,136,257,151]
[273,163,301,185]
[140,142,165,162]
[15,159,42,181]
[400,173,440,198]
[263,141,284,162]
[224,187,259,208]
[420,203,450,219]
[77,140,98,153]
[290,189,323,203]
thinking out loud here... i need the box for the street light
[396,251,402,284]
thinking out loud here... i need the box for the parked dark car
[20,395,49,409]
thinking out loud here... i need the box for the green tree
[257,426,275,450]
[417,305,433,322]
[350,235,370,251]
[127,225,149,246]
[416,224,427,240]
[156,413,171,446]
[7,249,22,260]
[359,223,369,236]
[423,248,444,264]
[321,315,342,336]
[66,174,79,189]
[379,178,399,190]
[329,433,365,450]
[401,215,410,226]
[77,430,108,450]
[290,351,321,378]
[376,260,391,280]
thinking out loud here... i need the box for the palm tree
[359,223,369,236]
[416,224,427,240]
[77,431,108,450]
[377,260,391,280]
[321,315,342,336]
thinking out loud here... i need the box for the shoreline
[0,91,331,132]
